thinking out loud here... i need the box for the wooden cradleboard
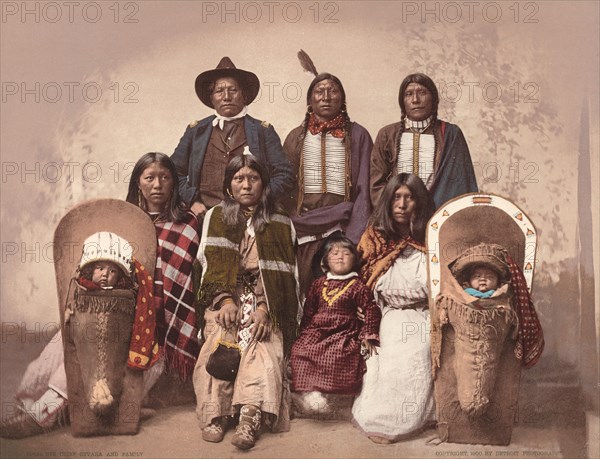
[53,199,157,436]
[427,193,537,445]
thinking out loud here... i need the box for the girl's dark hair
[398,73,440,122]
[370,173,434,243]
[125,152,187,223]
[222,155,276,232]
[320,234,361,274]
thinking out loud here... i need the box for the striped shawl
[197,204,300,354]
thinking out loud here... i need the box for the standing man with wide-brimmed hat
[171,57,293,219]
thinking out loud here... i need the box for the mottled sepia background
[1,0,598,455]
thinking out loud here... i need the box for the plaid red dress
[291,274,381,395]
[153,212,201,379]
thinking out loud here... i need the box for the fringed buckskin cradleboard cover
[54,199,157,436]
[433,280,521,445]
[427,194,538,445]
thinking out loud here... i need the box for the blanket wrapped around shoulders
[197,204,300,354]
[153,212,201,380]
[358,225,426,289]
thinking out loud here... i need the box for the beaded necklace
[321,278,356,307]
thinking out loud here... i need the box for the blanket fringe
[74,290,135,315]
[431,294,518,379]
[162,346,196,381]
[197,282,237,309]
[439,295,518,329]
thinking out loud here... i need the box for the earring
[138,189,145,209]
[226,188,234,199]
[307,105,313,113]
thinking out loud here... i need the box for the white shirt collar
[326,272,359,280]
[212,106,248,130]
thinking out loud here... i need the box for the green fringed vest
[197,204,299,354]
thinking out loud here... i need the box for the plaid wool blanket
[154,212,201,379]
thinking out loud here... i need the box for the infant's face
[326,245,355,276]
[92,261,121,288]
[469,267,499,292]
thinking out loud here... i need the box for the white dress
[351,246,435,440]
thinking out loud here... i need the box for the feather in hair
[297,49,318,77]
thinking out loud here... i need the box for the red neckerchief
[307,112,346,139]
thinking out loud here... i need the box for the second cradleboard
[426,193,544,445]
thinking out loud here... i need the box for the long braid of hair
[396,113,440,179]
[396,114,406,174]
[302,108,312,133]
[296,108,312,214]
[342,104,353,201]
[431,113,444,172]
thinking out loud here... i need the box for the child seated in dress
[290,235,381,418]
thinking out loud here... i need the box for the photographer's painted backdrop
[1,0,598,438]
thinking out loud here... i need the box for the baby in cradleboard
[290,234,382,418]
[65,230,158,434]
[78,239,132,291]
[0,231,157,439]
[462,264,504,299]
[449,243,512,303]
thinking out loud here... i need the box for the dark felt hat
[448,243,511,285]
[194,57,260,108]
